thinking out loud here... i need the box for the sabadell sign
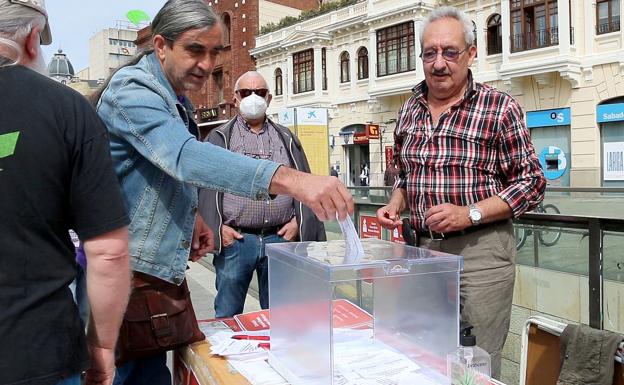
[597,103,624,123]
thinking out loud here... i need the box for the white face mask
[238,93,268,120]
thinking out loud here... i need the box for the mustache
[190,71,210,77]
[432,69,450,76]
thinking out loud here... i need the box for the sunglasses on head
[236,88,269,98]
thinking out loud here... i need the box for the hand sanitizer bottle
[447,324,491,385]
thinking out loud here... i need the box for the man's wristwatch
[468,204,482,226]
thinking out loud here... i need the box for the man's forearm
[268,165,301,196]
[267,165,354,221]
[477,196,513,223]
[389,188,408,213]
[84,227,131,349]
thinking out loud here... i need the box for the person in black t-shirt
[0,2,131,385]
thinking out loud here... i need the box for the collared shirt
[394,72,546,231]
[222,115,294,228]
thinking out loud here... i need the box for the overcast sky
[42,1,167,72]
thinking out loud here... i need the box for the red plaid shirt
[394,73,546,231]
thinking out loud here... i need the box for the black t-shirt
[0,65,129,385]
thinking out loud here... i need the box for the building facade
[86,23,141,81]
[182,0,321,137]
[252,0,624,189]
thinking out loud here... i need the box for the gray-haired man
[0,1,131,385]
[94,1,353,384]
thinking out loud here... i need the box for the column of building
[314,45,323,97]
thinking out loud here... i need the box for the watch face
[470,210,482,221]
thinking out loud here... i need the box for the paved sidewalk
[185,257,261,321]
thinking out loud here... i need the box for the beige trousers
[420,219,516,379]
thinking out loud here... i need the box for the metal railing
[345,186,624,331]
[511,27,574,52]
[596,19,621,35]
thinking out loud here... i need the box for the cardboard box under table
[265,238,463,385]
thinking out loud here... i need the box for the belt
[236,224,282,236]
[416,221,502,241]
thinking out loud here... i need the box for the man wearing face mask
[199,71,326,317]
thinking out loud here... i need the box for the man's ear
[153,35,167,61]
[24,25,42,61]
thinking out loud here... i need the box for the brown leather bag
[116,272,205,365]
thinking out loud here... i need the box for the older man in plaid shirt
[377,7,546,379]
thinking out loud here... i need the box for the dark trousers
[213,233,287,317]
[113,352,171,385]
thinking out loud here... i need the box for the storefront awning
[339,124,366,135]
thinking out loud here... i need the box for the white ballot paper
[338,214,364,264]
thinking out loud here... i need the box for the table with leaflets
[173,307,506,385]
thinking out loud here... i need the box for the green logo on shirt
[0,131,20,159]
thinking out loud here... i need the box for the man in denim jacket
[95,1,353,384]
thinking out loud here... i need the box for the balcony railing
[511,27,575,53]
[596,19,621,35]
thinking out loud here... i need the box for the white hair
[419,6,475,48]
[0,2,46,67]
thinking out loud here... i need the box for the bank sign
[597,103,624,123]
[526,108,570,128]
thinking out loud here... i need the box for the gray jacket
[198,117,326,254]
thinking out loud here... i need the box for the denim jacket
[96,53,279,284]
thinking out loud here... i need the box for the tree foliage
[259,0,361,35]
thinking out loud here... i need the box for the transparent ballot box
[266,238,463,385]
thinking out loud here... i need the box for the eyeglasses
[236,88,269,98]
[420,47,470,63]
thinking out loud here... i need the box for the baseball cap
[8,0,52,45]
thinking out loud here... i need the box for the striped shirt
[394,72,546,231]
[222,116,294,228]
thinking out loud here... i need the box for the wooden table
[173,319,508,385]
[174,339,252,385]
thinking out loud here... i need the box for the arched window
[487,14,502,55]
[274,68,283,96]
[222,13,231,46]
[340,51,350,83]
[357,47,368,79]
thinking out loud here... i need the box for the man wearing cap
[0,1,131,385]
